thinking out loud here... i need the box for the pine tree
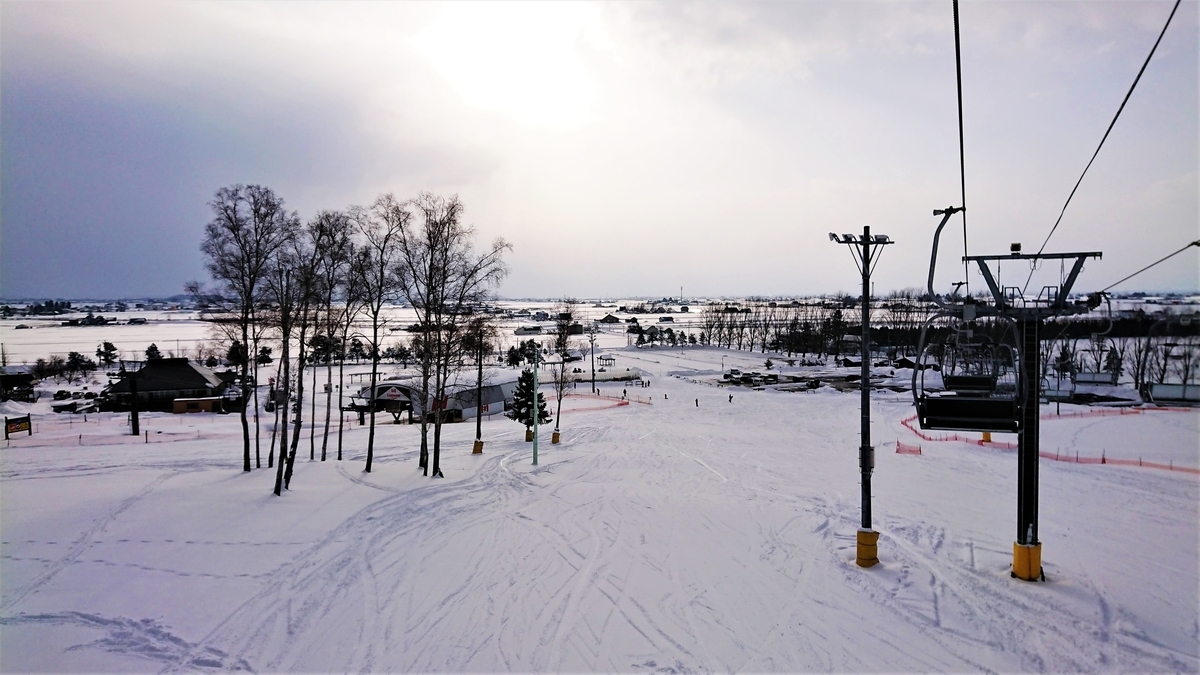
[95,341,118,367]
[506,368,551,430]
[145,343,163,360]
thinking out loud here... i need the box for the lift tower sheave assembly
[916,208,1101,581]
[966,248,1101,580]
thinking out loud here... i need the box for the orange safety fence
[566,392,652,405]
[896,441,922,455]
[900,413,1199,476]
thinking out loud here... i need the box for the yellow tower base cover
[856,529,879,568]
[552,431,561,444]
[525,429,533,442]
[1012,541,1043,581]
[472,440,484,454]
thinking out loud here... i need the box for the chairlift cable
[1101,239,1200,292]
[952,0,970,296]
[1023,0,1182,293]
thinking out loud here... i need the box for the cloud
[1,1,1196,299]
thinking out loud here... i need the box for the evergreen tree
[505,368,551,430]
[65,351,96,382]
[145,343,163,360]
[95,341,119,367]
[505,346,522,368]
[227,340,248,367]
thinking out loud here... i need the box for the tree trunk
[240,318,252,472]
[274,307,292,495]
[365,319,380,473]
[475,342,484,441]
[289,320,309,457]
[252,309,261,469]
[322,355,332,461]
[337,347,346,461]
[310,350,317,460]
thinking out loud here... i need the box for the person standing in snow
[728,394,733,403]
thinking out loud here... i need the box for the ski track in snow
[2,347,1197,672]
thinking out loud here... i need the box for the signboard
[382,387,405,401]
[5,414,32,440]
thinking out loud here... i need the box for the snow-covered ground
[1,344,1197,672]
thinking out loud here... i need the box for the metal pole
[1017,317,1040,545]
[130,373,140,437]
[1012,314,1044,581]
[589,330,596,394]
[860,225,872,530]
[532,347,539,466]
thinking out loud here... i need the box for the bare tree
[351,195,409,473]
[396,192,510,479]
[552,298,578,358]
[335,267,364,461]
[193,184,298,472]
[311,211,354,461]
[265,264,297,496]
[286,228,323,464]
[548,357,572,441]
[463,316,500,451]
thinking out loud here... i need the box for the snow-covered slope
[2,346,1196,672]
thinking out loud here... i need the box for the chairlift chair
[913,313,1023,433]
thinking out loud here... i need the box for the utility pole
[532,345,540,466]
[587,324,597,394]
[830,226,893,568]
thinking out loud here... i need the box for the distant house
[598,314,621,324]
[350,371,521,422]
[103,358,229,412]
[514,326,542,335]
[0,367,35,402]
[598,355,616,367]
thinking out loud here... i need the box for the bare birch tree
[351,195,409,473]
[193,184,298,472]
[396,192,509,479]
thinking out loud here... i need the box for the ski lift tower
[959,236,1101,581]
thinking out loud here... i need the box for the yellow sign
[5,415,32,439]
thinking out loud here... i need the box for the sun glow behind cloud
[414,2,605,130]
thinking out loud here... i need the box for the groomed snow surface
[2,346,1197,673]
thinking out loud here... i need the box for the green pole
[532,346,539,466]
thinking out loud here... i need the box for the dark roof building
[105,358,229,411]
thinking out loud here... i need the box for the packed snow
[1,342,1197,672]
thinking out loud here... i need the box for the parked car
[53,390,72,401]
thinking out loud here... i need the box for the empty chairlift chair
[913,315,1022,433]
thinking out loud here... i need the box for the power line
[952,0,969,296]
[1024,0,1182,292]
[1101,240,1200,293]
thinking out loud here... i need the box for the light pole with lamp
[829,226,893,567]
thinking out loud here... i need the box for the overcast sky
[2,1,1196,300]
